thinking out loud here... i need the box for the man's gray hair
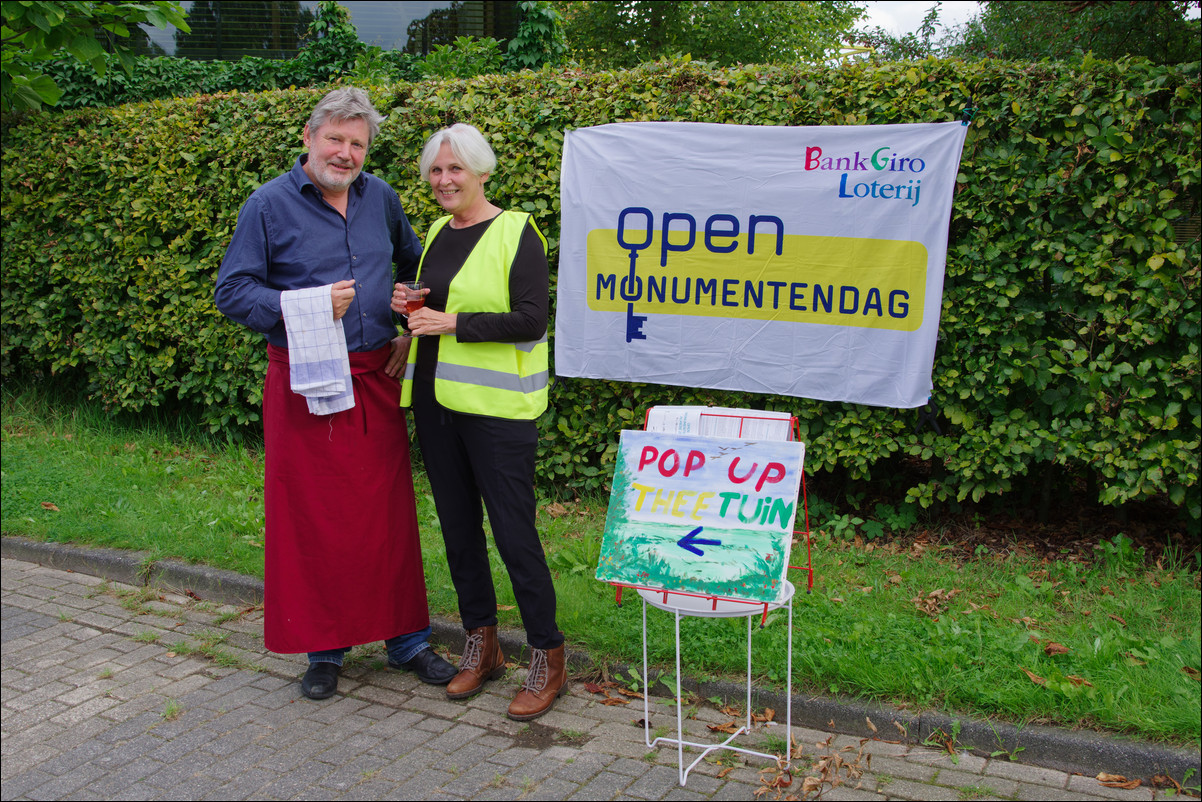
[307,87,385,146]
[419,123,497,180]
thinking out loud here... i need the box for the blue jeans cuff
[386,626,433,664]
[307,649,346,667]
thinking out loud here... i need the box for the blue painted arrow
[677,526,722,557]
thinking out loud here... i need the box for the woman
[393,123,565,721]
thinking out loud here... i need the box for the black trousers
[413,382,563,650]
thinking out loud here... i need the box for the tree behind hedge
[1,57,1198,522]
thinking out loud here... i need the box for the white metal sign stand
[601,405,808,787]
[637,582,795,785]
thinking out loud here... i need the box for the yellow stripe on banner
[586,230,927,332]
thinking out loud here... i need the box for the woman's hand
[390,282,430,314]
[406,308,458,337]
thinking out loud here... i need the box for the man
[215,87,456,699]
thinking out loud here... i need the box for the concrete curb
[3,535,1197,785]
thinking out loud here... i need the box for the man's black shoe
[301,661,341,699]
[390,647,457,685]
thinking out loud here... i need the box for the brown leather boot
[447,625,505,700]
[507,643,567,721]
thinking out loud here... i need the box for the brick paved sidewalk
[1,557,1180,801]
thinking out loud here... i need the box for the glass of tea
[401,281,425,336]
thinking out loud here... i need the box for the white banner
[555,121,968,408]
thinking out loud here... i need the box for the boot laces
[461,631,484,670]
[521,648,549,692]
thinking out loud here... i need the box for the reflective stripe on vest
[399,211,548,420]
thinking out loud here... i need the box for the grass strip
[3,382,1198,745]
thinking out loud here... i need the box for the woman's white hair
[419,123,497,180]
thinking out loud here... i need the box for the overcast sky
[858,1,982,37]
[858,0,1198,36]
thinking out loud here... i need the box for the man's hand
[384,335,411,378]
[331,279,356,320]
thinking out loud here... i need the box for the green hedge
[2,58,1199,520]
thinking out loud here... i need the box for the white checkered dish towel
[280,285,355,415]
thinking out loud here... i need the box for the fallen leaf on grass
[1182,666,1201,681]
[545,502,569,517]
[1065,675,1093,687]
[1043,641,1071,656]
[41,502,60,511]
[1107,613,1128,627]
[497,604,516,611]
[911,588,960,618]
[1020,667,1047,685]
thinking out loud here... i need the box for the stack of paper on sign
[644,406,793,441]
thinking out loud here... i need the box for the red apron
[263,343,430,654]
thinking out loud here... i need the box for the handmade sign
[596,430,805,604]
[556,120,969,409]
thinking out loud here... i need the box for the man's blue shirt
[215,155,422,351]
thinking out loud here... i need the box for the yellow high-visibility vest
[400,211,548,419]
